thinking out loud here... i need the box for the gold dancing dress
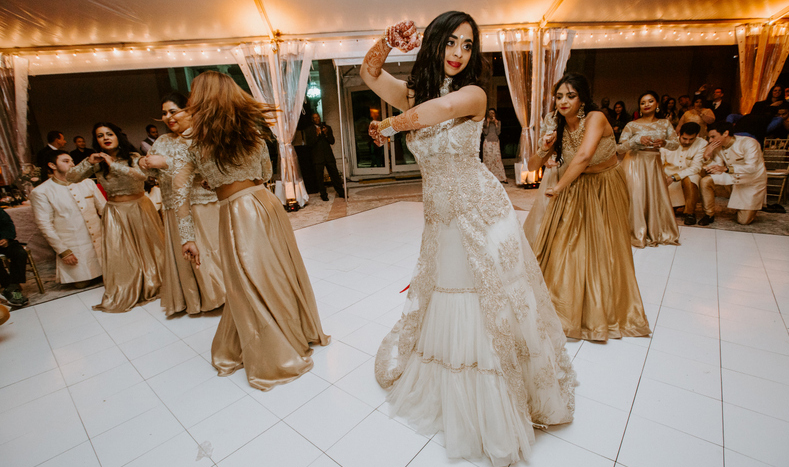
[532,118,650,341]
[617,119,681,248]
[375,79,575,467]
[68,156,165,313]
[147,133,224,316]
[178,143,330,391]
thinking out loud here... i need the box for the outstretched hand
[368,121,388,147]
[386,21,422,53]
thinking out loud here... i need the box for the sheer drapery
[233,41,313,207]
[0,54,29,183]
[499,29,540,165]
[540,29,576,118]
[736,23,789,114]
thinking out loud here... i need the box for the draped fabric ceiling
[2,0,788,53]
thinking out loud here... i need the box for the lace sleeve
[110,156,149,181]
[66,158,97,183]
[173,158,197,244]
[616,122,636,154]
[260,145,273,183]
[663,120,680,150]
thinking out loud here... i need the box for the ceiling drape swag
[500,28,575,164]
[233,41,313,207]
[0,54,29,183]
[736,23,789,114]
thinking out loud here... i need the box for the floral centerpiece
[17,163,43,198]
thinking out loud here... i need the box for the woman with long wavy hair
[67,122,165,312]
[529,73,649,342]
[362,12,575,466]
[139,92,224,317]
[178,71,329,391]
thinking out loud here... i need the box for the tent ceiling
[2,0,788,50]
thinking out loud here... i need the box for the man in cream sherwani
[661,122,707,225]
[699,122,767,226]
[30,150,105,287]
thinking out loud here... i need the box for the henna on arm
[364,38,391,79]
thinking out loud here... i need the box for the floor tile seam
[52,339,121,368]
[712,229,727,461]
[135,351,210,382]
[116,429,185,467]
[753,236,787,330]
[59,367,103,467]
[572,355,649,380]
[624,411,726,447]
[280,418,344,460]
[331,377,386,411]
[719,396,789,424]
[540,430,620,462]
[0,364,60,392]
[198,407,287,465]
[311,407,382,454]
[639,374,723,402]
[333,338,377,358]
[723,447,781,467]
[651,321,721,340]
[716,333,789,354]
[311,349,371,384]
[258,382,334,420]
[118,334,185,363]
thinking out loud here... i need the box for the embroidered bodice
[406,81,511,226]
[67,154,147,197]
[616,119,680,154]
[194,143,273,190]
[560,116,617,167]
[147,133,218,210]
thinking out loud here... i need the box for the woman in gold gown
[67,122,164,313]
[530,73,650,342]
[139,92,224,316]
[616,91,681,248]
[177,71,329,391]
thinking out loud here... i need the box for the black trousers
[314,156,345,197]
[0,240,27,287]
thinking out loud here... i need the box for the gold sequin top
[616,119,680,154]
[561,116,618,167]
[67,154,147,197]
[193,143,273,190]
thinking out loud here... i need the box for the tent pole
[335,60,349,201]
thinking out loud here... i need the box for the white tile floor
[1,201,788,467]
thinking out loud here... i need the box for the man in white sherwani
[661,122,707,225]
[30,150,105,287]
[699,122,767,226]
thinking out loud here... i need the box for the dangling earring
[577,104,586,119]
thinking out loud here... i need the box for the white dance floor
[1,201,788,467]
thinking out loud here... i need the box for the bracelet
[378,118,398,137]
[383,27,394,49]
[59,249,73,258]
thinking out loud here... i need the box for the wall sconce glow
[306,82,321,99]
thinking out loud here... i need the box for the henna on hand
[390,108,427,132]
[368,121,388,147]
[386,20,421,52]
[364,38,391,78]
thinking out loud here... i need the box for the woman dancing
[363,12,575,466]
[67,123,165,312]
[529,73,650,342]
[617,91,680,248]
[180,71,329,391]
[139,92,224,316]
[482,108,507,182]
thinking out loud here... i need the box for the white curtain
[499,29,541,164]
[736,23,789,114]
[233,41,313,207]
[540,28,576,118]
[0,54,28,184]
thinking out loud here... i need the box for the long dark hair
[613,100,627,117]
[638,90,663,118]
[552,73,598,165]
[406,11,489,105]
[91,122,136,172]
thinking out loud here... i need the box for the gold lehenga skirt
[160,204,225,316]
[533,164,650,341]
[622,150,680,248]
[95,196,164,313]
[211,185,330,391]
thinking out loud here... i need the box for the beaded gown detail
[375,80,575,467]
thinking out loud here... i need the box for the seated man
[0,208,29,306]
[699,122,768,226]
[30,150,104,288]
[661,122,706,225]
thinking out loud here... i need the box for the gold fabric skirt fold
[95,196,164,313]
[623,150,680,248]
[211,185,330,391]
[533,164,650,341]
[160,205,225,316]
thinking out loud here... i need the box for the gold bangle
[58,249,73,258]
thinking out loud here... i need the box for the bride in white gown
[362,12,576,466]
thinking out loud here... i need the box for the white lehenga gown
[375,81,576,467]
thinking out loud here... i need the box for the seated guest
[676,96,715,138]
[661,122,706,225]
[766,103,789,140]
[751,85,786,115]
[30,150,104,288]
[69,136,92,165]
[710,88,732,122]
[0,209,29,306]
[699,122,768,225]
[139,124,159,155]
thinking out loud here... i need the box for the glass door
[388,106,418,172]
[346,86,390,176]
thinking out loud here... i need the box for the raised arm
[529,112,559,171]
[368,85,487,145]
[548,112,609,195]
[360,21,421,111]
[66,157,98,183]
